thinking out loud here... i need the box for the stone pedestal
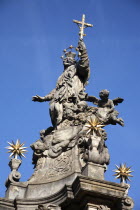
[82,162,106,180]
[5,146,81,200]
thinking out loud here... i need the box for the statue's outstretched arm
[77,40,90,81]
[32,89,55,102]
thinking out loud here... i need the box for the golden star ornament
[113,163,133,183]
[6,139,27,159]
[85,116,105,136]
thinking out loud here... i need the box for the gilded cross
[73,14,93,40]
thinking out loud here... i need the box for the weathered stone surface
[5,159,22,188]
[29,146,81,184]
[86,89,124,127]
[121,196,134,210]
[0,175,134,209]
[82,163,106,180]
[30,40,112,174]
[0,198,14,209]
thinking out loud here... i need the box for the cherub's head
[99,89,109,100]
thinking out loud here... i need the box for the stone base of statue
[2,143,134,210]
[1,110,134,210]
[5,146,81,200]
[82,162,106,180]
[1,119,134,209]
[0,175,134,210]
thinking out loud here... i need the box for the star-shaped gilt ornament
[6,139,27,159]
[113,163,133,183]
[85,116,105,136]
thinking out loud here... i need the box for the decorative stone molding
[5,158,22,188]
[121,196,134,209]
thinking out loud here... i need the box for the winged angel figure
[86,89,124,126]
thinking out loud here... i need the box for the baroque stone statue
[30,15,124,183]
[32,40,90,128]
[2,15,134,210]
[86,89,124,126]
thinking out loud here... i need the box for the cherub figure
[86,89,124,126]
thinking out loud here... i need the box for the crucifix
[73,14,93,40]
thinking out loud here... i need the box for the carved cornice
[1,176,134,210]
[0,197,15,209]
[72,175,128,199]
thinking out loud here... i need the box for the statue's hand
[77,40,86,52]
[32,95,45,102]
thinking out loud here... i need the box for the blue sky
[0,0,139,208]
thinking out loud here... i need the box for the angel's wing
[86,95,99,105]
[113,97,124,105]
